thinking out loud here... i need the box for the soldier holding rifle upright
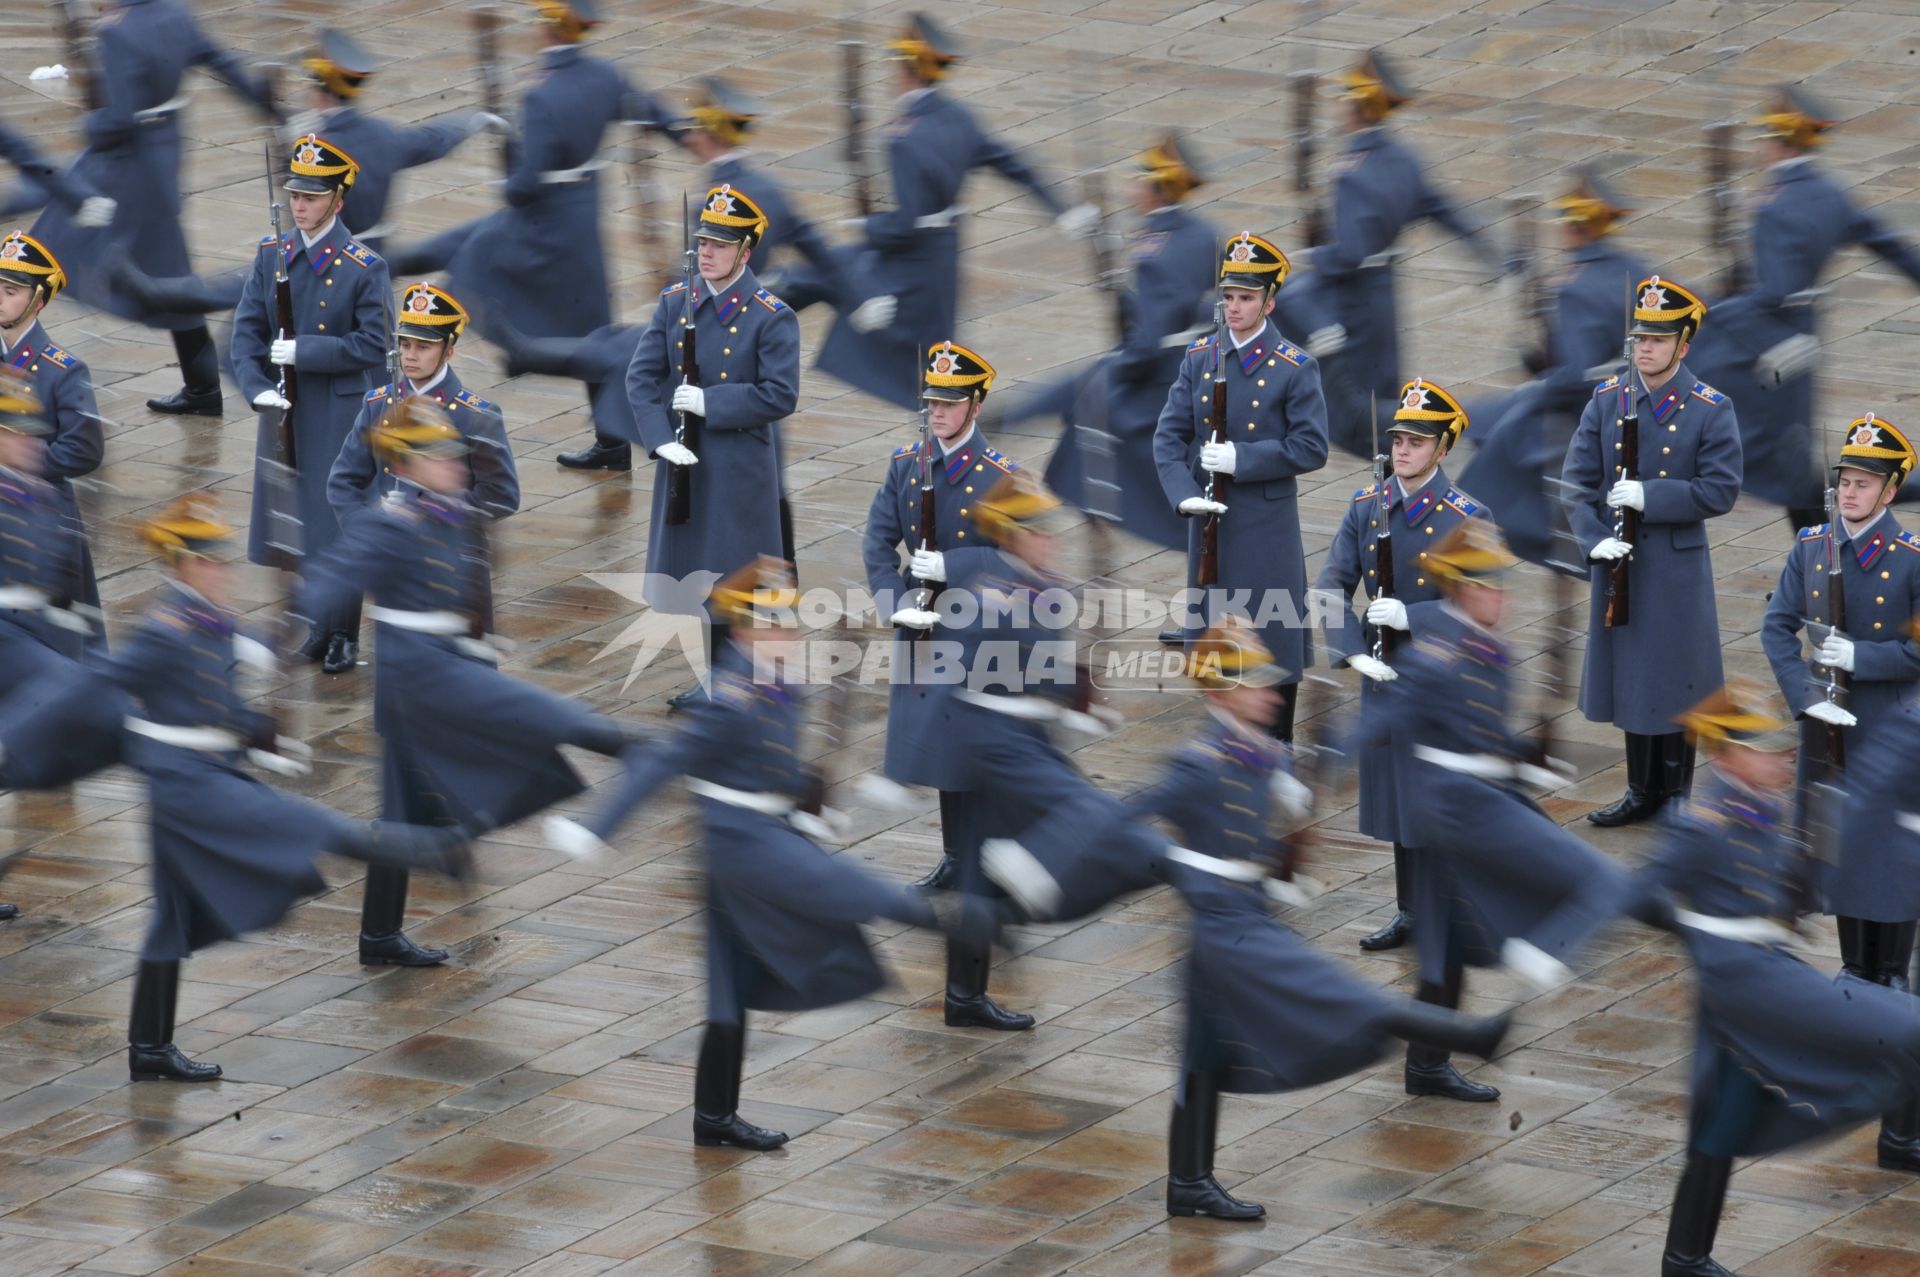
[1563,277,1740,827]
[1153,233,1327,742]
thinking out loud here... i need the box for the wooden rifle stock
[1824,525,1848,769]
[1197,376,1227,588]
[1603,396,1637,628]
[473,7,509,177]
[1372,491,1396,659]
[1706,123,1747,294]
[1291,72,1322,248]
[664,312,696,525]
[841,39,872,219]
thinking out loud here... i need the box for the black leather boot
[358,866,449,966]
[128,961,221,1082]
[915,854,960,893]
[943,927,1033,1031]
[1660,1150,1735,1276]
[1404,975,1499,1102]
[556,439,632,471]
[1381,1001,1512,1062]
[0,902,17,921]
[344,822,472,882]
[691,1021,788,1150]
[147,327,224,417]
[1836,916,1872,983]
[1165,1070,1263,1219]
[1360,844,1416,951]
[1661,732,1697,804]
[322,632,359,674]
[1588,732,1664,827]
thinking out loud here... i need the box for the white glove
[848,294,896,333]
[1364,596,1409,631]
[269,337,297,367]
[29,65,68,83]
[75,196,116,228]
[471,111,510,135]
[252,389,291,411]
[1057,707,1115,739]
[889,606,938,631]
[908,547,947,583]
[44,605,93,635]
[233,635,278,673]
[1515,759,1572,791]
[1896,812,1920,836]
[1347,653,1398,683]
[670,384,705,417]
[1305,324,1347,357]
[1199,441,1237,475]
[1264,874,1326,907]
[1269,769,1311,820]
[248,736,312,777]
[982,837,1063,918]
[1606,479,1645,511]
[789,808,849,845]
[1756,333,1818,386]
[543,814,610,862]
[851,774,919,812]
[1178,496,1227,516]
[1054,203,1100,239]
[655,441,698,466]
[1815,633,1856,674]
[1804,699,1857,728]
[1502,938,1573,991]
[1589,537,1632,562]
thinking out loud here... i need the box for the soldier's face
[1009,527,1057,572]
[696,237,748,282]
[1717,742,1794,791]
[1212,682,1279,728]
[1389,432,1441,479]
[1631,333,1684,377]
[398,337,448,383]
[924,398,975,443]
[0,430,42,475]
[1835,468,1893,522]
[175,555,233,608]
[1453,580,1507,629]
[1220,287,1273,336]
[0,279,40,330]
[402,454,470,496]
[288,190,336,234]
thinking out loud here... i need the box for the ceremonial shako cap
[1389,378,1468,449]
[1338,49,1414,121]
[286,134,359,195]
[1187,615,1286,690]
[1427,520,1517,589]
[1834,412,1915,484]
[710,555,800,626]
[1628,275,1705,342]
[696,184,768,246]
[396,282,470,344]
[0,230,67,303]
[530,0,601,39]
[1677,679,1796,754]
[371,398,468,462]
[690,77,758,147]
[0,367,50,438]
[976,470,1071,544]
[892,12,961,82]
[305,28,377,100]
[1219,232,1289,293]
[922,340,994,403]
[1754,84,1833,149]
[144,493,235,561]
[1138,132,1204,202]
[1552,164,1633,235]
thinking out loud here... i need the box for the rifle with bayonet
[1603,292,1638,629]
[473,6,510,177]
[1818,422,1849,771]
[265,140,297,474]
[664,194,698,526]
[1705,122,1747,295]
[1369,391,1395,659]
[1196,301,1229,590]
[841,31,872,218]
[908,354,937,638]
[1292,67,1322,248]
[50,0,103,112]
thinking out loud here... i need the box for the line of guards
[6,5,1920,1273]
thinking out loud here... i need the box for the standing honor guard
[1153,232,1328,741]
[864,341,1017,891]
[814,12,1095,409]
[1461,166,1649,566]
[111,496,471,1081]
[1303,50,1500,457]
[1628,682,1920,1275]
[545,558,960,1150]
[1317,379,1487,952]
[1001,132,1219,550]
[627,185,797,706]
[1691,87,1920,527]
[1563,276,1741,827]
[295,400,637,968]
[1367,521,1629,1104]
[232,135,391,669]
[31,0,279,419]
[0,231,104,627]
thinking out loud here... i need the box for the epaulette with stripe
[1689,380,1727,406]
[1443,485,1482,517]
[1898,530,1920,552]
[38,343,75,369]
[753,287,787,312]
[1271,340,1306,367]
[453,388,497,415]
[1593,375,1621,397]
[340,241,378,268]
[891,443,918,460]
[1187,334,1217,354]
[1797,523,1828,541]
[258,233,279,248]
[365,384,393,402]
[1352,482,1381,503]
[981,447,1017,473]
[660,280,688,298]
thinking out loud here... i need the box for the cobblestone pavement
[2,2,1920,1274]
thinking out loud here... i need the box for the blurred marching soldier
[1316,379,1488,953]
[543,558,960,1150]
[1153,232,1329,741]
[324,281,518,674]
[391,0,666,473]
[1302,50,1501,457]
[1689,88,1920,527]
[1836,617,1920,1175]
[112,495,472,1081]
[1627,683,1920,1274]
[1564,277,1741,827]
[627,185,798,707]
[814,12,1096,409]
[294,401,636,968]
[1124,620,1512,1220]
[0,231,105,626]
[863,341,1018,891]
[30,0,280,419]
[997,133,1218,550]
[231,135,392,669]
[1460,166,1649,566]
[0,119,114,225]
[1364,522,1630,1104]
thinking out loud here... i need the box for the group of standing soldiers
[8,4,1920,1273]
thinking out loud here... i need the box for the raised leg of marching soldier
[1153,234,1328,745]
[1564,277,1740,828]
